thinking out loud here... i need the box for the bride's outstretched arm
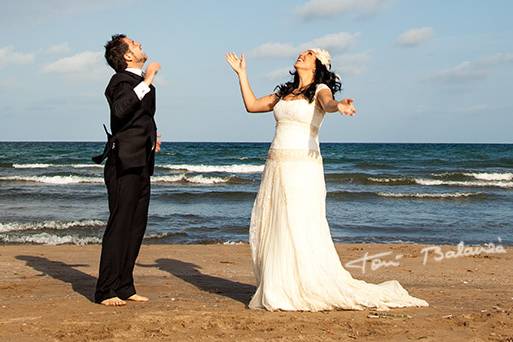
[317,88,357,117]
[225,52,279,113]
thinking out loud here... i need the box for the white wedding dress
[248,84,429,311]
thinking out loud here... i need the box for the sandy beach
[0,243,512,341]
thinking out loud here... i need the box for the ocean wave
[152,174,247,185]
[323,171,513,187]
[415,178,513,188]
[0,174,248,185]
[70,164,104,168]
[0,219,105,233]
[0,175,103,184]
[0,233,102,245]
[157,164,264,173]
[325,172,413,184]
[12,163,103,169]
[144,232,189,241]
[432,171,513,182]
[365,176,513,188]
[376,192,485,199]
[12,163,51,168]
[223,241,246,245]
[325,173,417,185]
[0,190,105,201]
[0,231,243,245]
[366,177,416,185]
[328,190,487,200]
[464,172,513,181]
[155,191,255,202]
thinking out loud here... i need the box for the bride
[225,49,428,311]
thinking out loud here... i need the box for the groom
[93,34,160,306]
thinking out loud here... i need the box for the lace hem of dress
[267,148,322,161]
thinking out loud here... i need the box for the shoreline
[1,243,512,341]
[1,239,511,246]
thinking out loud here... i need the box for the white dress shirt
[125,67,151,101]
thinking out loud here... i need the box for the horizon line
[1,141,512,145]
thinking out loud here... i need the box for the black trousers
[95,159,151,303]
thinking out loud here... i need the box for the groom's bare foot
[127,294,149,302]
[100,297,126,306]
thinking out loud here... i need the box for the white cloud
[299,32,358,51]
[297,0,389,19]
[430,61,487,82]
[250,32,358,59]
[45,43,71,55]
[333,51,371,76]
[479,52,513,66]
[428,52,513,83]
[43,51,103,73]
[0,47,35,68]
[396,27,433,47]
[42,51,110,81]
[250,43,297,59]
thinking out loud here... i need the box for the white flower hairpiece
[310,48,332,70]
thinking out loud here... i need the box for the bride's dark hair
[274,59,342,103]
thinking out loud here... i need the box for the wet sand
[0,243,512,341]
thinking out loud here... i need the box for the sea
[0,142,512,246]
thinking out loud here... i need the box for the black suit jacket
[105,70,157,175]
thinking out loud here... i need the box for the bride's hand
[337,98,356,116]
[225,52,246,75]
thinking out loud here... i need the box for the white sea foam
[0,175,103,184]
[415,178,513,188]
[12,163,103,169]
[152,174,231,184]
[368,175,513,188]
[463,172,513,181]
[0,174,233,185]
[0,219,105,233]
[432,171,513,181]
[377,192,481,198]
[158,164,264,173]
[223,240,245,245]
[368,177,408,183]
[151,175,185,183]
[12,163,51,168]
[0,233,102,245]
[70,164,104,168]
[186,175,231,184]
[0,232,245,245]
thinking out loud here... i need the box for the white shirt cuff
[133,81,151,100]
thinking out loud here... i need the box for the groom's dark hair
[105,34,129,72]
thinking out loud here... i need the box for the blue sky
[1,0,512,143]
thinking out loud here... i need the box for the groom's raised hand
[144,62,161,86]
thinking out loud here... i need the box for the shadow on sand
[139,258,255,305]
[16,255,96,302]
